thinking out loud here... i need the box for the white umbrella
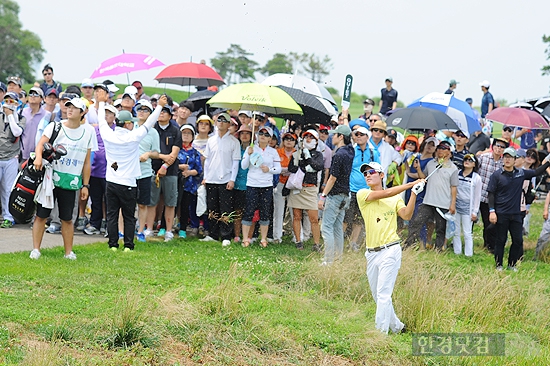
[262,73,337,106]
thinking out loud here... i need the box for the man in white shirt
[201,112,241,246]
[95,87,166,250]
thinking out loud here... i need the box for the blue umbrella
[408,92,481,138]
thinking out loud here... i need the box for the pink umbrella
[485,107,550,129]
[90,53,165,79]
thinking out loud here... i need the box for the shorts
[344,192,363,226]
[36,187,77,222]
[137,176,152,205]
[149,175,178,207]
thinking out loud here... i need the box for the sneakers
[29,249,41,260]
[157,228,166,237]
[164,231,174,242]
[84,226,100,235]
[123,247,132,252]
[136,232,146,242]
[188,227,198,237]
[110,247,118,252]
[100,219,107,234]
[199,235,216,242]
[64,251,77,260]
[143,229,153,237]
[507,266,518,272]
[496,265,504,271]
[45,223,61,234]
[222,239,231,247]
[1,219,14,228]
[296,242,304,250]
[178,230,186,238]
[75,217,88,231]
[312,244,321,252]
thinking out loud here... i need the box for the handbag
[285,168,304,190]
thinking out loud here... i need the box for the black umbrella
[385,107,459,131]
[275,85,334,125]
[535,97,550,121]
[185,89,217,113]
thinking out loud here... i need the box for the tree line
[210,44,333,85]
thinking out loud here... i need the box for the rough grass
[1,202,550,364]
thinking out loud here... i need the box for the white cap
[113,99,122,107]
[479,80,490,88]
[136,99,153,112]
[64,97,86,112]
[124,85,138,95]
[239,110,252,118]
[302,129,319,139]
[81,78,94,88]
[104,104,118,116]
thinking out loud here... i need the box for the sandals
[260,240,268,248]
[242,240,250,248]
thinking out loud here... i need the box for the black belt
[366,241,400,253]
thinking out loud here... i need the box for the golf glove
[412,181,425,195]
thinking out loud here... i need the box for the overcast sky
[17,0,550,106]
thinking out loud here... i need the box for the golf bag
[8,122,65,223]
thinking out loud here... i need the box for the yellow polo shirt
[357,188,405,249]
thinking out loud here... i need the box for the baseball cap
[0,82,7,93]
[493,137,509,147]
[197,114,214,125]
[117,110,137,123]
[124,85,138,96]
[282,132,297,140]
[238,110,252,118]
[122,92,136,102]
[465,98,473,104]
[516,148,527,158]
[94,84,109,94]
[258,126,274,137]
[318,124,329,131]
[503,147,517,158]
[302,129,319,140]
[363,98,375,106]
[454,130,466,138]
[385,77,393,83]
[479,80,490,88]
[103,80,119,93]
[217,112,231,122]
[150,94,160,101]
[354,126,369,135]
[437,141,453,150]
[136,99,153,112]
[81,78,94,88]
[180,100,194,111]
[360,162,384,174]
[253,111,266,118]
[104,104,118,116]
[424,136,439,145]
[45,88,58,97]
[60,92,77,101]
[180,124,196,134]
[387,129,398,139]
[237,124,252,134]
[29,87,44,98]
[449,79,459,86]
[113,99,122,107]
[7,76,21,86]
[329,124,351,136]
[161,105,173,115]
[4,91,19,100]
[65,97,86,112]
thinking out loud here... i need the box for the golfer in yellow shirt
[357,162,423,334]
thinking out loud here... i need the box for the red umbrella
[154,62,225,87]
[485,107,550,129]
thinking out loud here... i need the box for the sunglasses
[137,107,151,112]
[43,72,52,76]
[368,118,379,122]
[503,127,513,132]
[436,145,451,150]
[363,169,378,176]
[354,132,367,137]
[258,131,270,137]
[29,93,41,97]
[463,158,475,163]
[320,130,329,134]
[283,137,296,142]
[406,140,416,145]
[455,134,466,138]
[371,128,384,133]
[123,120,134,124]
[494,144,507,149]
[217,118,230,123]
[3,99,18,105]
[526,153,537,158]
[255,115,265,120]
